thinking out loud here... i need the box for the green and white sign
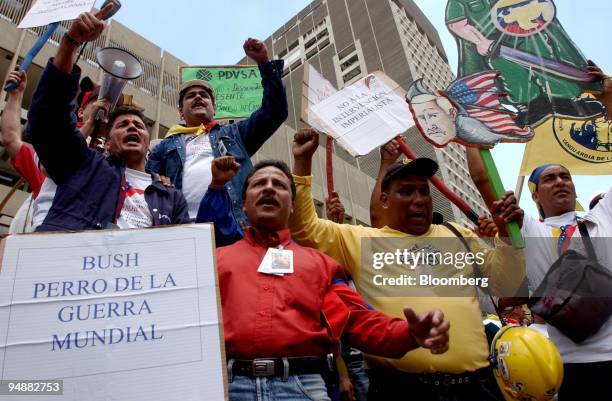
[181,66,263,119]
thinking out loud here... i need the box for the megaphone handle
[88,108,107,149]
[89,119,102,149]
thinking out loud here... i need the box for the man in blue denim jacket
[146,38,288,227]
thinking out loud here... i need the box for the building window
[343,66,361,83]
[335,41,364,86]
[337,44,356,61]
[287,40,299,52]
[340,54,359,72]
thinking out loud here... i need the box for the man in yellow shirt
[289,129,525,401]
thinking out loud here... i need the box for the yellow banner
[519,115,612,176]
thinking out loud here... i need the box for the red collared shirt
[217,227,411,359]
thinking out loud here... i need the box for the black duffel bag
[528,221,612,344]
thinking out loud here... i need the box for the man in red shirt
[216,159,450,400]
[1,70,45,199]
[1,69,110,233]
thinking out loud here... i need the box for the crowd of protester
[0,8,611,401]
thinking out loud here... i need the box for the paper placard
[307,71,415,157]
[301,63,338,133]
[18,0,96,29]
[0,224,227,401]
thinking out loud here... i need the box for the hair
[410,93,455,115]
[242,160,296,201]
[106,105,148,135]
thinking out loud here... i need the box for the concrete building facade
[242,0,489,227]
[0,0,487,230]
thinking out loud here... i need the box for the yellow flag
[519,115,612,176]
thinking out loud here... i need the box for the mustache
[256,195,280,207]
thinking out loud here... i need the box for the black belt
[229,355,334,378]
[368,367,492,388]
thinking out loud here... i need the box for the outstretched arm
[290,129,363,273]
[1,69,26,159]
[370,138,402,228]
[447,19,494,57]
[329,271,449,358]
[29,6,112,183]
[236,38,288,155]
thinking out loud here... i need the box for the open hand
[404,308,449,355]
[153,174,175,189]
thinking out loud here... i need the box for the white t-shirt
[31,177,58,231]
[522,187,612,363]
[182,134,213,219]
[116,168,153,229]
[10,195,35,234]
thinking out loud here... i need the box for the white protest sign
[301,63,338,132]
[0,224,227,401]
[18,0,96,29]
[308,71,415,157]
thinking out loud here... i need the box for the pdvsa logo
[196,69,213,81]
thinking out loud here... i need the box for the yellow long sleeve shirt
[289,175,525,374]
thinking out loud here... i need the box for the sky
[102,0,611,218]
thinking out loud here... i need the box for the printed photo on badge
[271,251,290,270]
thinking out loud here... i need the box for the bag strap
[577,220,599,264]
[442,222,506,324]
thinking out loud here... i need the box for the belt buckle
[252,359,275,377]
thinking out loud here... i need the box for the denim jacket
[146,60,288,229]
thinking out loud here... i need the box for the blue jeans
[347,369,369,401]
[229,374,331,401]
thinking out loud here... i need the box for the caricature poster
[406,0,611,173]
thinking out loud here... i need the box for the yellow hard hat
[490,325,563,401]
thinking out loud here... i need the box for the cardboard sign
[301,63,338,132]
[0,225,227,401]
[446,0,603,129]
[406,72,533,149]
[18,0,96,29]
[308,71,415,157]
[181,65,263,119]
